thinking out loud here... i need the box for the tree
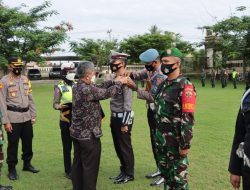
[70,38,118,68]
[0,1,72,67]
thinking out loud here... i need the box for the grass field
[0,79,246,190]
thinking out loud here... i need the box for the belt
[111,112,123,118]
[7,106,29,113]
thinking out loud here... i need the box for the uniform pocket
[8,86,18,98]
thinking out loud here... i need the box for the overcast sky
[4,0,250,54]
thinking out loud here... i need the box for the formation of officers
[0,47,249,190]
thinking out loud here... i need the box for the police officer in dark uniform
[109,51,135,184]
[0,57,39,180]
[201,68,206,87]
[229,85,250,190]
[53,62,76,179]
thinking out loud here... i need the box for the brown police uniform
[0,72,37,175]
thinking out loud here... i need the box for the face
[145,61,157,71]
[160,57,180,76]
[110,59,124,73]
[10,64,23,76]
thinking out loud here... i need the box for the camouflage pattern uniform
[154,76,196,190]
[0,111,3,177]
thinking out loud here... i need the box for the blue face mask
[161,63,176,75]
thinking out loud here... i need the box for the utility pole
[107,29,112,41]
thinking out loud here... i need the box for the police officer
[53,62,76,179]
[128,49,166,186]
[154,48,196,189]
[231,68,239,89]
[200,68,206,87]
[220,69,226,88]
[229,86,250,190]
[0,57,39,180]
[109,51,135,184]
[210,69,216,88]
[0,112,12,189]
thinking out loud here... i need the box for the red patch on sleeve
[182,84,196,113]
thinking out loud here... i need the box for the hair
[77,61,95,78]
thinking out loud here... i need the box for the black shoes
[8,169,19,180]
[23,164,40,173]
[109,172,124,180]
[145,170,161,179]
[150,176,165,186]
[113,174,134,184]
[0,185,12,190]
[65,172,71,179]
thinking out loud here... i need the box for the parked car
[49,67,61,79]
[27,69,42,80]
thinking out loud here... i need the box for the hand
[31,117,36,124]
[127,78,137,91]
[115,76,128,84]
[121,125,128,133]
[4,123,12,133]
[179,148,189,157]
[124,71,131,77]
[230,174,240,189]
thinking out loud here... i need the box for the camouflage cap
[160,48,183,59]
[8,57,23,66]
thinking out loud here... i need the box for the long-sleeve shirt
[132,66,166,103]
[70,80,122,140]
[0,73,36,124]
[154,76,196,150]
[229,89,250,175]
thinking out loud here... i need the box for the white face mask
[66,73,76,81]
[91,75,96,83]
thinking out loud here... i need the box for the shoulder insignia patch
[0,82,4,89]
[182,84,196,113]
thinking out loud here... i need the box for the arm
[27,80,36,119]
[53,85,62,110]
[84,83,122,101]
[95,80,114,89]
[121,86,133,132]
[228,110,246,176]
[0,80,10,124]
[137,89,154,102]
[131,69,148,80]
[179,83,196,152]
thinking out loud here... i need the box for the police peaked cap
[8,57,23,66]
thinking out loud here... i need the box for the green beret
[160,48,183,59]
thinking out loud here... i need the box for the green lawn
[0,79,246,190]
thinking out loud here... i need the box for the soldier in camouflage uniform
[154,48,196,190]
[0,112,12,190]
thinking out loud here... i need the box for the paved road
[30,79,60,85]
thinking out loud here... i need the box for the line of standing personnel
[0,57,39,181]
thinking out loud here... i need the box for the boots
[23,161,40,173]
[0,185,12,190]
[8,166,18,180]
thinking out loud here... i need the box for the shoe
[65,172,71,179]
[8,170,19,180]
[23,164,40,173]
[150,177,165,186]
[0,185,12,190]
[109,172,124,180]
[145,170,161,179]
[114,174,134,184]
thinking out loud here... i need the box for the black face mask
[12,67,22,76]
[110,63,122,72]
[161,63,176,75]
[145,64,154,71]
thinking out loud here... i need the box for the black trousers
[60,120,73,174]
[201,78,205,87]
[243,173,250,190]
[147,108,158,167]
[233,79,237,89]
[110,116,134,177]
[71,137,101,190]
[7,120,33,169]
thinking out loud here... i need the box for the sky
[4,0,250,55]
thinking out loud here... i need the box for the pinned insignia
[167,49,171,55]
[11,92,16,97]
[0,83,4,89]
